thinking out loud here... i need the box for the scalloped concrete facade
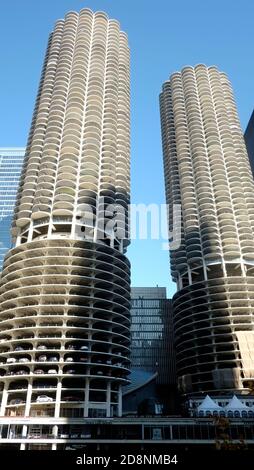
[160,64,254,396]
[0,8,131,445]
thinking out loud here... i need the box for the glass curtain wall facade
[130,287,175,385]
[160,65,254,397]
[0,8,130,449]
[244,110,254,176]
[0,148,25,271]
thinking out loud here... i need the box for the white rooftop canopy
[224,395,249,411]
[197,395,222,412]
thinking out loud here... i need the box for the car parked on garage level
[65,357,74,362]
[7,358,16,363]
[36,395,53,403]
[38,355,47,362]
[34,369,45,375]
[19,357,29,363]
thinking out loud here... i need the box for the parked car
[10,399,24,405]
[19,357,29,363]
[67,345,77,350]
[16,370,27,375]
[38,355,47,362]
[7,358,16,363]
[36,395,53,403]
[79,357,88,362]
[14,346,24,351]
[49,357,58,362]
[96,371,104,375]
[65,369,76,375]
[37,345,47,350]
[34,369,45,375]
[65,357,74,362]
[48,369,57,375]
[80,345,88,351]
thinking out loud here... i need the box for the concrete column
[52,424,58,449]
[222,260,227,277]
[241,261,246,277]
[52,424,58,437]
[106,383,111,417]
[16,232,22,246]
[24,382,32,416]
[0,386,8,416]
[27,222,34,243]
[117,384,122,417]
[54,381,62,418]
[84,378,90,417]
[21,424,28,448]
[203,260,208,281]
[178,274,183,290]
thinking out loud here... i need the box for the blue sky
[0,0,254,298]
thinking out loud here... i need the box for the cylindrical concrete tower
[0,8,130,443]
[160,64,254,396]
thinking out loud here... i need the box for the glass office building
[244,110,254,176]
[130,287,176,386]
[0,148,25,271]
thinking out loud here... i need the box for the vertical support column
[178,274,183,290]
[52,424,58,437]
[0,386,8,416]
[54,381,62,418]
[117,384,123,418]
[117,384,122,417]
[84,378,90,417]
[48,217,54,238]
[16,230,22,247]
[187,266,192,285]
[20,424,28,449]
[27,221,34,243]
[203,260,208,281]
[24,382,32,416]
[241,261,246,277]
[106,382,111,417]
[52,424,58,450]
[222,260,227,277]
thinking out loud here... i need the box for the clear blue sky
[1,0,254,298]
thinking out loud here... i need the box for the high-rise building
[0,148,25,271]
[160,64,254,397]
[122,287,176,415]
[0,8,130,448]
[244,110,254,176]
[130,287,175,385]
